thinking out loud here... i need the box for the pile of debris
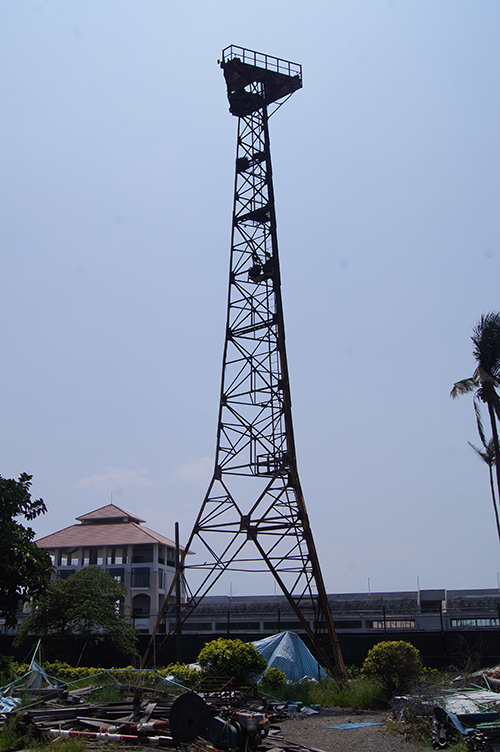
[391,664,500,750]
[0,663,321,751]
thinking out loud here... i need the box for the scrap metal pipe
[48,730,175,747]
[96,721,170,735]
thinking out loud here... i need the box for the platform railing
[222,45,301,79]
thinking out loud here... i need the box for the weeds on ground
[0,713,43,751]
[0,719,21,751]
[0,714,90,752]
[86,682,123,702]
[260,675,386,710]
[331,676,386,709]
[261,664,455,715]
[47,737,87,752]
[388,711,465,752]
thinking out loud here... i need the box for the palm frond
[486,438,496,464]
[468,440,495,467]
[490,389,500,424]
[473,396,488,449]
[476,366,500,387]
[450,377,478,398]
[472,312,500,377]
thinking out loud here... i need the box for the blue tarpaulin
[252,631,327,682]
[328,723,383,730]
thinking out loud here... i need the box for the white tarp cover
[441,689,500,714]
[252,631,327,682]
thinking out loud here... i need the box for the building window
[166,547,175,567]
[131,568,150,588]
[132,594,151,616]
[451,618,499,628]
[106,547,126,565]
[158,569,164,590]
[58,549,79,567]
[367,619,415,629]
[82,548,103,566]
[132,545,153,564]
[182,622,212,631]
[334,620,363,630]
[107,568,125,583]
[215,621,261,631]
[158,546,165,565]
[57,570,75,580]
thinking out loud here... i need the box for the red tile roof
[75,503,145,524]
[36,504,194,553]
[36,521,177,549]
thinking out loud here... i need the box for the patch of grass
[0,713,43,751]
[0,722,21,751]
[261,676,386,710]
[49,736,87,752]
[330,676,386,709]
[396,736,468,752]
[387,714,432,746]
[0,716,91,752]
[86,682,123,702]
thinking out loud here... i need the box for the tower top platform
[220,45,302,117]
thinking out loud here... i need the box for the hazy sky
[1,1,499,597]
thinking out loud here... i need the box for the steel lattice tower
[146,46,346,679]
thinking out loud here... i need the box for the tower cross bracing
[146,46,346,679]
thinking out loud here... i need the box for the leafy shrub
[346,664,361,679]
[421,665,440,682]
[44,660,101,682]
[163,662,202,687]
[261,667,287,689]
[0,654,15,686]
[362,640,423,698]
[197,638,267,683]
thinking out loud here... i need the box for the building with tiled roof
[36,504,186,634]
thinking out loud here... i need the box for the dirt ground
[276,707,430,752]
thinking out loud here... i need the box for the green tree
[197,638,267,683]
[451,313,500,539]
[0,473,52,627]
[16,567,138,655]
[361,640,422,698]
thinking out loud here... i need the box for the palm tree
[468,436,500,543]
[451,312,500,540]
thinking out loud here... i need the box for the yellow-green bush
[198,638,267,683]
[362,641,423,698]
[163,663,202,687]
[261,667,287,689]
[44,661,101,682]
